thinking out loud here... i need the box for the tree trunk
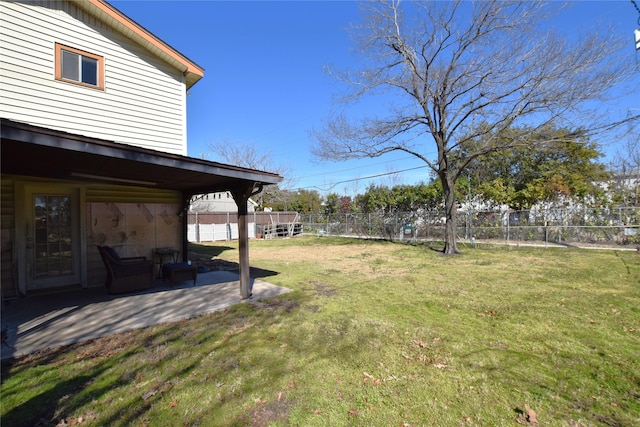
[441,174,461,255]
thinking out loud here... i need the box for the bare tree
[210,140,273,171]
[312,0,639,254]
[610,129,640,206]
[208,140,294,208]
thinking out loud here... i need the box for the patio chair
[96,245,155,294]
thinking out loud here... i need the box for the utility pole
[632,1,640,50]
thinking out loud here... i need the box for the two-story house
[0,0,280,300]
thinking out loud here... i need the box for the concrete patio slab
[1,271,291,360]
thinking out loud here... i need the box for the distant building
[190,192,258,213]
[188,192,300,242]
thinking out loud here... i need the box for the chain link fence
[298,207,640,247]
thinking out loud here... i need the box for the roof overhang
[1,119,282,196]
[72,0,204,89]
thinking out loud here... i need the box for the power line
[632,0,640,21]
[295,154,423,180]
[297,164,431,192]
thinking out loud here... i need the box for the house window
[55,43,104,90]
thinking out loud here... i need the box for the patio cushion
[163,262,191,271]
[102,245,120,261]
[162,262,197,286]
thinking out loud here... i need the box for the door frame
[15,181,87,294]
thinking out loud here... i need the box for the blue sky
[112,1,639,197]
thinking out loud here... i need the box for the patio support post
[231,184,255,300]
[181,193,191,262]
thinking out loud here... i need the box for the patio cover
[0,119,281,194]
[1,118,282,299]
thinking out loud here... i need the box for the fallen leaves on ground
[516,403,539,425]
[55,412,96,426]
[525,404,538,425]
[141,389,157,401]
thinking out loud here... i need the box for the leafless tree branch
[312,0,638,254]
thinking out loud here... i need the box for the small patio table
[153,248,180,278]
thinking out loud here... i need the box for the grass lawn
[1,237,639,426]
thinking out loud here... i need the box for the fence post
[619,206,622,227]
[426,213,430,239]
[395,213,398,241]
[345,213,348,235]
[544,219,548,247]
[618,207,622,243]
[195,212,200,242]
[465,210,469,240]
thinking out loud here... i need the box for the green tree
[355,182,442,213]
[262,188,322,212]
[390,183,443,213]
[465,126,610,209]
[324,193,340,214]
[355,184,392,213]
[287,189,322,214]
[312,0,637,254]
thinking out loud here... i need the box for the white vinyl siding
[0,1,188,155]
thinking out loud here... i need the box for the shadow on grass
[1,292,319,426]
[1,368,106,426]
[1,320,211,426]
[188,243,279,278]
[230,266,279,279]
[188,242,235,258]
[1,342,132,426]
